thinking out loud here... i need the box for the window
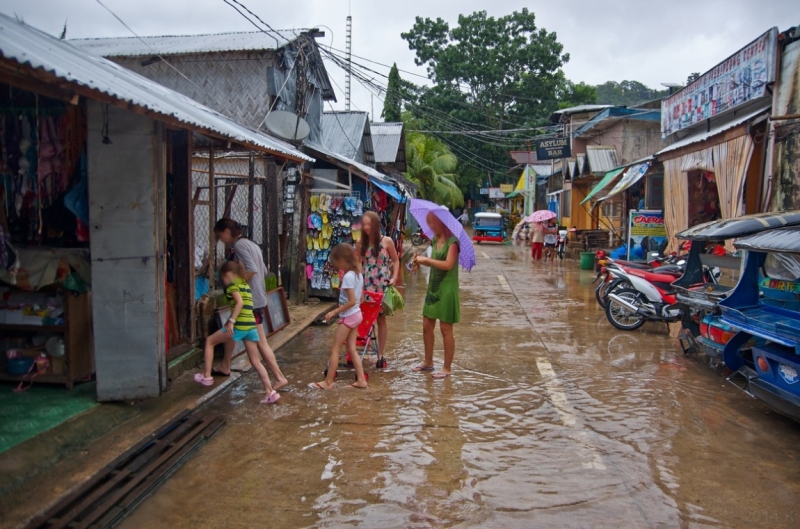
[601,199,622,219]
[561,190,571,218]
[645,173,664,210]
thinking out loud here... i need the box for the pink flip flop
[261,390,281,404]
[431,372,452,379]
[194,373,214,386]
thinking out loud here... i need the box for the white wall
[87,101,165,401]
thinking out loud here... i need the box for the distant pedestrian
[544,218,558,262]
[195,261,280,404]
[458,211,470,227]
[411,212,460,379]
[213,219,288,390]
[530,221,545,261]
[309,243,368,390]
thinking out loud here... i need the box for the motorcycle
[604,266,688,331]
[556,229,567,260]
[411,227,429,246]
[594,255,684,309]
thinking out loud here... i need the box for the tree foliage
[382,64,403,122]
[400,9,574,197]
[405,133,464,209]
[595,80,668,107]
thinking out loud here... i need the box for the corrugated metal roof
[70,30,301,57]
[304,141,387,182]
[528,163,555,177]
[0,15,312,162]
[320,112,374,164]
[370,122,403,163]
[549,104,613,123]
[576,154,586,176]
[656,108,768,156]
[585,147,619,175]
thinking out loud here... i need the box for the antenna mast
[345,15,352,111]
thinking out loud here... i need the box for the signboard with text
[488,188,506,199]
[499,184,514,193]
[627,210,667,261]
[479,188,489,195]
[661,28,778,137]
[535,137,571,160]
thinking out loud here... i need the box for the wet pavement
[120,244,800,529]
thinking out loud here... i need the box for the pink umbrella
[524,210,557,223]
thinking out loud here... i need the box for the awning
[597,162,651,202]
[370,177,406,203]
[580,167,626,205]
[514,172,525,192]
[505,191,522,199]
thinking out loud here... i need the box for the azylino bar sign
[535,137,571,160]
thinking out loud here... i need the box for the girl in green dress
[411,212,460,379]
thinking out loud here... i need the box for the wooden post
[288,174,308,303]
[247,152,255,238]
[266,161,280,277]
[207,143,215,289]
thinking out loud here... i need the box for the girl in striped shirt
[194,261,280,404]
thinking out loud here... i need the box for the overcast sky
[2,0,797,118]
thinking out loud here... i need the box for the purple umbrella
[409,199,476,271]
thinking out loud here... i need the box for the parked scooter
[604,266,688,331]
[594,255,684,309]
[556,229,567,260]
[411,227,430,246]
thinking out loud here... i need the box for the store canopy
[580,166,626,205]
[656,108,768,157]
[597,161,652,202]
[0,14,313,162]
[370,176,406,203]
[514,172,525,192]
[505,191,522,199]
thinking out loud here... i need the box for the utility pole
[345,15,352,111]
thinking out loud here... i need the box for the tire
[596,279,631,309]
[605,288,647,330]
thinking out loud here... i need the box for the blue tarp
[371,177,406,203]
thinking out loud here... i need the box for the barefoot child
[194,261,280,404]
[310,244,368,390]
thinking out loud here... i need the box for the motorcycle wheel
[605,288,647,330]
[596,279,630,309]
[411,234,423,246]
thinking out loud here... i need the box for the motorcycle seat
[628,270,681,284]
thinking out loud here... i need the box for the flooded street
[121,244,800,529]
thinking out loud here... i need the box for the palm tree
[405,133,464,208]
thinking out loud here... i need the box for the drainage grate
[26,411,225,529]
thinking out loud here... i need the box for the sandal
[211,367,230,377]
[261,390,281,404]
[432,371,452,379]
[411,364,435,372]
[194,373,214,386]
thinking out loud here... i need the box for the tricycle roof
[676,211,800,241]
[475,212,503,219]
[734,226,800,254]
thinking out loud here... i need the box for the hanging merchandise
[308,191,362,292]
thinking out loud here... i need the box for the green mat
[0,382,98,454]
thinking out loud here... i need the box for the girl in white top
[310,243,368,390]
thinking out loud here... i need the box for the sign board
[535,137,571,160]
[661,27,778,137]
[627,210,668,261]
[264,287,290,336]
[479,188,489,195]
[499,184,514,193]
[488,188,506,199]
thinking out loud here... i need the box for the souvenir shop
[305,158,407,298]
[0,85,95,392]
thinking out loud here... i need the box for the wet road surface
[121,244,800,528]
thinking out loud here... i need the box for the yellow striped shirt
[225,279,257,330]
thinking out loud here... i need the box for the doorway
[687,170,721,227]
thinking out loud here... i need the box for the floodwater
[121,244,800,529]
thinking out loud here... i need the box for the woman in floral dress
[357,211,400,359]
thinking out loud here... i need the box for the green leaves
[405,133,464,209]
[382,64,403,122]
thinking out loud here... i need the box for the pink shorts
[339,312,363,329]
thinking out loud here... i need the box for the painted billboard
[661,28,778,137]
[627,210,668,261]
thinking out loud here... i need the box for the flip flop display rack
[307,192,364,291]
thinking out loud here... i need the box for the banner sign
[479,188,489,195]
[627,210,668,261]
[661,28,778,137]
[535,137,571,160]
[488,188,505,199]
[499,184,514,193]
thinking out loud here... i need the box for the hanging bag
[382,285,405,316]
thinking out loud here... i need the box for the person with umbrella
[408,200,476,379]
[525,210,557,262]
